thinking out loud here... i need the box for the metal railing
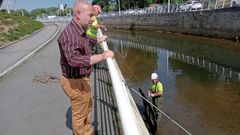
[100,0,239,17]
[97,29,149,135]
[36,17,71,23]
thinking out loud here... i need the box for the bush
[130,18,135,30]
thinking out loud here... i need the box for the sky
[6,0,92,11]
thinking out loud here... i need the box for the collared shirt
[57,19,97,78]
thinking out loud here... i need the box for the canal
[105,30,240,135]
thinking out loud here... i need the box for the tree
[92,0,113,12]
[13,9,30,17]
[30,7,59,18]
[92,0,154,11]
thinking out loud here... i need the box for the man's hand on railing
[97,35,108,43]
[102,50,114,60]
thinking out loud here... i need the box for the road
[0,23,72,135]
[0,23,59,77]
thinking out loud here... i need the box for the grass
[0,12,43,44]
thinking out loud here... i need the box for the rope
[114,51,192,135]
[130,87,192,135]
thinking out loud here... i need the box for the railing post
[214,0,218,9]
[208,0,211,10]
[222,0,225,8]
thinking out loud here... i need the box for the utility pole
[6,0,11,14]
[21,8,24,16]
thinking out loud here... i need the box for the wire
[129,87,192,135]
[114,50,192,135]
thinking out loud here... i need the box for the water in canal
[105,30,240,135]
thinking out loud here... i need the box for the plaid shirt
[57,19,97,78]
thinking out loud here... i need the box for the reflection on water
[106,30,240,135]
[109,40,158,83]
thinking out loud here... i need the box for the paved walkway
[0,22,122,135]
[0,23,59,77]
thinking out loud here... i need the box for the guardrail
[97,29,149,135]
[36,17,71,23]
[100,0,239,17]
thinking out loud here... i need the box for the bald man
[57,1,114,135]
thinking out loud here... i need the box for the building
[58,4,67,11]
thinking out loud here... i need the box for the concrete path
[0,22,121,135]
[0,23,70,135]
[0,23,59,77]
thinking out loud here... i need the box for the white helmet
[151,73,158,80]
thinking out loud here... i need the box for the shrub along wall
[99,7,240,40]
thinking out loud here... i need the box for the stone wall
[99,7,240,39]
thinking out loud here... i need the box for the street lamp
[117,0,120,15]
[168,0,171,13]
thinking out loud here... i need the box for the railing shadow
[92,46,122,135]
[139,88,157,135]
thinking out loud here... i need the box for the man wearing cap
[86,5,106,39]
[148,72,163,120]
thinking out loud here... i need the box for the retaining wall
[99,7,240,39]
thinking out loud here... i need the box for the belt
[65,73,90,79]
[64,66,90,79]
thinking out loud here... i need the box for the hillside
[0,12,43,47]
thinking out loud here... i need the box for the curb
[0,24,45,49]
[0,23,60,78]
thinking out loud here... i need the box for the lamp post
[117,0,121,15]
[168,0,171,13]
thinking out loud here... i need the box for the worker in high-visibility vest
[148,72,163,120]
[86,5,106,38]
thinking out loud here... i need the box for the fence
[97,29,149,135]
[100,0,239,17]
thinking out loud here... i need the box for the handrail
[99,1,237,17]
[97,29,149,135]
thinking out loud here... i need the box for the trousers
[152,96,163,120]
[60,76,93,135]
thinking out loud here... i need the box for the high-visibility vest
[86,16,98,38]
[150,81,163,94]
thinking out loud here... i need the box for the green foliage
[0,12,43,43]
[92,0,154,11]
[92,0,187,11]
[92,0,114,12]
[13,9,31,17]
[129,18,135,30]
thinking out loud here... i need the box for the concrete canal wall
[99,7,240,40]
